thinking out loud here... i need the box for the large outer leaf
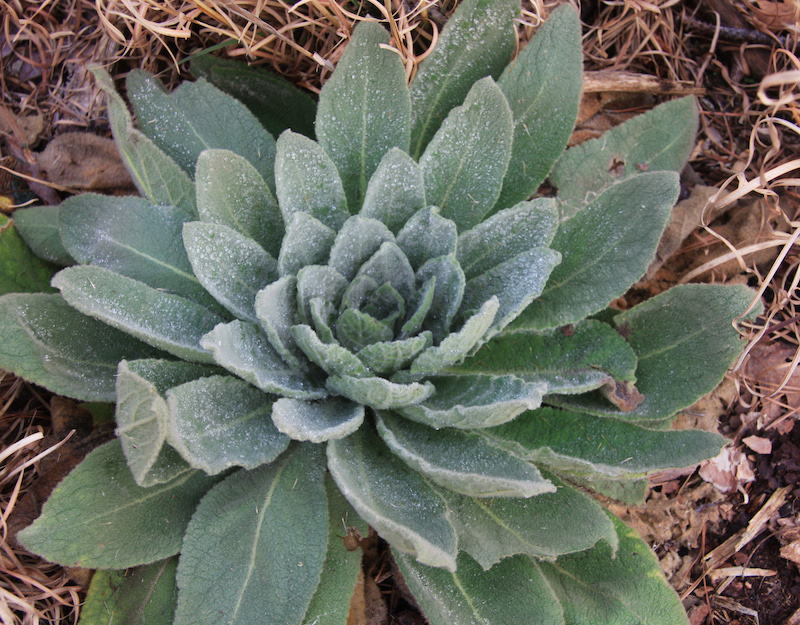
[13,205,74,266]
[18,440,216,568]
[495,4,582,210]
[538,515,690,625]
[52,266,222,364]
[195,149,283,258]
[316,22,411,209]
[485,407,725,478]
[511,172,679,330]
[395,551,564,625]
[376,412,552,497]
[189,53,317,139]
[550,284,756,422]
[408,0,519,158]
[451,320,637,394]
[0,293,164,402]
[420,77,513,231]
[0,215,58,294]
[359,148,427,234]
[327,425,457,571]
[126,71,276,186]
[93,69,196,218]
[78,557,178,625]
[174,444,328,625]
[552,97,699,220]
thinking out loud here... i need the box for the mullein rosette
[0,2,756,624]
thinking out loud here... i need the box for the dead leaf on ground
[35,132,134,191]
[0,108,45,147]
[699,446,756,494]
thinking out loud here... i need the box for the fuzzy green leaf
[296,265,349,324]
[126,71,276,186]
[357,332,432,374]
[78,557,178,625]
[275,131,349,230]
[189,53,317,139]
[401,277,436,337]
[495,4,582,209]
[327,375,434,409]
[327,425,457,570]
[0,293,164,401]
[93,68,196,218]
[254,276,302,367]
[457,198,558,280]
[439,471,617,569]
[550,284,757,422]
[18,440,216,568]
[409,0,519,158]
[201,320,326,398]
[376,412,552,497]
[360,148,427,234]
[195,149,283,257]
[335,308,394,352]
[52,265,222,363]
[394,551,564,625]
[512,172,679,330]
[13,206,74,266]
[355,241,415,303]
[0,215,58,294]
[396,208,458,271]
[328,215,395,281]
[183,221,277,323]
[420,77,513,231]
[452,320,638,394]
[278,212,337,277]
[271,397,364,442]
[552,97,699,220]
[174,444,327,625]
[116,359,216,486]
[316,22,411,208]
[398,374,544,429]
[538,515,690,625]
[167,375,289,474]
[292,323,368,377]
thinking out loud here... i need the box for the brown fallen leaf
[780,540,800,567]
[742,434,773,455]
[35,132,134,191]
[699,446,756,494]
[0,108,45,147]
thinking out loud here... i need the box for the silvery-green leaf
[437,471,617,569]
[116,359,215,486]
[52,266,221,364]
[92,68,196,219]
[271,397,364,442]
[0,214,60,295]
[201,320,326,399]
[420,77,513,231]
[461,247,561,334]
[335,308,393,352]
[363,282,405,324]
[376,412,551,498]
[485,407,725,478]
[255,276,302,368]
[13,205,75,266]
[183,222,277,323]
[292,324,368,378]
[415,255,465,342]
[195,149,283,257]
[166,375,289,474]
[512,172,679,330]
[275,131,349,231]
[360,148,426,234]
[174,445,327,625]
[495,4,582,209]
[327,425,457,571]
[316,22,411,209]
[327,375,434,410]
[408,0,518,158]
[564,473,648,506]
[394,551,564,625]
[328,216,395,281]
[357,332,432,374]
[400,278,436,337]
[309,297,335,343]
[296,265,348,324]
[340,275,378,311]
[355,241,415,303]
[278,212,337,277]
[410,298,498,375]
[0,293,165,402]
[550,284,757,422]
[452,320,637,395]
[552,97,699,220]
[189,54,317,139]
[457,198,558,280]
[398,374,544,429]
[396,208,458,271]
[126,71,276,186]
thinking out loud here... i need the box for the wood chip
[736,486,791,551]
[708,566,777,582]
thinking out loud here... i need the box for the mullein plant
[0,1,755,623]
